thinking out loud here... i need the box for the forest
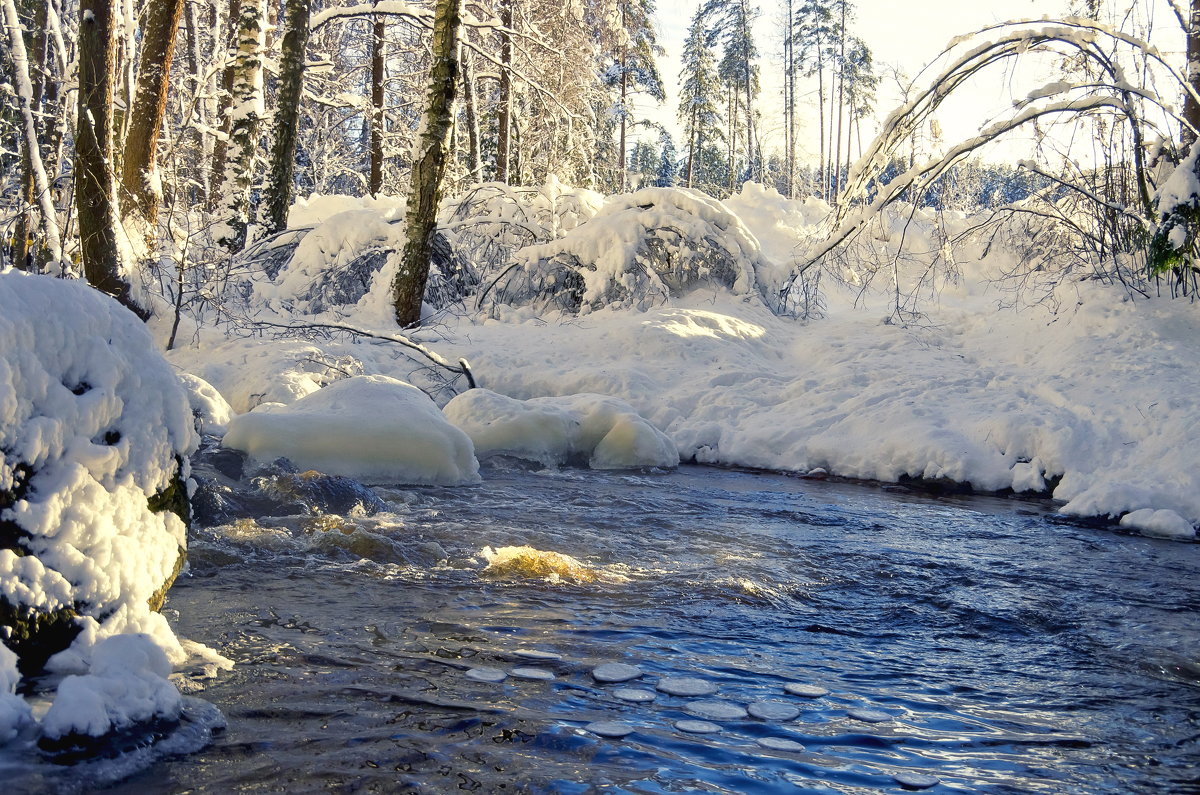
[1,0,1200,791]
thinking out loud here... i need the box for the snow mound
[488,187,777,314]
[0,272,196,673]
[177,373,234,436]
[1119,509,1196,540]
[443,389,678,470]
[40,634,181,740]
[0,644,31,743]
[223,375,479,485]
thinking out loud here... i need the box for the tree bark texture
[261,0,310,235]
[120,0,186,236]
[7,0,50,269]
[393,0,461,327]
[76,0,140,313]
[369,15,385,195]
[495,0,512,183]
[215,0,265,251]
[120,0,185,230]
[1186,0,1200,146]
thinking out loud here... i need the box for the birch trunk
[261,0,310,235]
[393,0,461,327]
[214,0,265,251]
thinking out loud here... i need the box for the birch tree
[394,0,462,326]
[214,0,265,252]
[260,0,311,235]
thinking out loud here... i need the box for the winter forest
[1,0,1199,790]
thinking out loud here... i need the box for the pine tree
[608,0,666,191]
[702,0,760,184]
[678,8,724,191]
[655,130,677,187]
[793,0,844,199]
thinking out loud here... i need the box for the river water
[13,465,1200,793]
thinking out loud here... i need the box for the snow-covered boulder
[177,373,234,436]
[222,375,479,485]
[490,187,770,314]
[443,389,678,470]
[1119,509,1196,540]
[0,272,197,673]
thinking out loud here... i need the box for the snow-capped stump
[222,375,479,485]
[0,273,197,674]
[443,389,678,470]
[176,373,234,437]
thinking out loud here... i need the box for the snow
[0,272,197,745]
[443,389,678,470]
[222,375,479,485]
[176,373,234,436]
[41,634,181,739]
[1119,509,1196,540]
[0,644,31,743]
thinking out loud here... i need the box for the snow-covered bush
[223,375,479,485]
[0,273,197,677]
[443,389,678,470]
[482,187,781,315]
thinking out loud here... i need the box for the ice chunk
[783,683,828,698]
[223,375,479,485]
[613,688,656,703]
[847,707,892,723]
[674,719,720,734]
[757,736,806,752]
[1119,509,1196,540]
[656,677,718,696]
[464,667,507,683]
[444,389,678,470]
[585,720,635,738]
[685,700,748,720]
[510,667,555,681]
[893,772,940,790]
[747,701,802,721]
[513,649,563,661]
[592,663,643,683]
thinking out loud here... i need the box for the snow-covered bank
[160,183,1198,539]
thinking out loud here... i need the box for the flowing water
[10,464,1200,793]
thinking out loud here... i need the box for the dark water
[15,465,1200,793]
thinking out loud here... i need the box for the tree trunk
[120,0,186,235]
[6,0,61,268]
[76,0,141,314]
[685,102,698,189]
[832,3,845,204]
[209,0,238,211]
[1186,0,1200,146]
[369,14,385,195]
[393,0,461,327]
[214,0,265,251]
[816,62,825,200]
[495,0,512,183]
[784,0,794,197]
[462,45,480,178]
[260,0,310,235]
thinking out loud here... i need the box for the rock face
[0,273,197,672]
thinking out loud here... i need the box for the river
[10,464,1200,793]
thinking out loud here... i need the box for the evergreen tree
[702,0,760,183]
[655,130,677,187]
[677,8,725,191]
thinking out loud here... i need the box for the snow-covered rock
[40,634,181,741]
[443,389,678,470]
[223,375,479,485]
[1119,509,1196,540]
[0,272,197,674]
[177,373,234,436]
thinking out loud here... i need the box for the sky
[636,0,1184,167]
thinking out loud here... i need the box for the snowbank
[0,272,198,742]
[443,389,678,470]
[223,375,479,485]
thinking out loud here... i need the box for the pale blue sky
[638,0,1183,165]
